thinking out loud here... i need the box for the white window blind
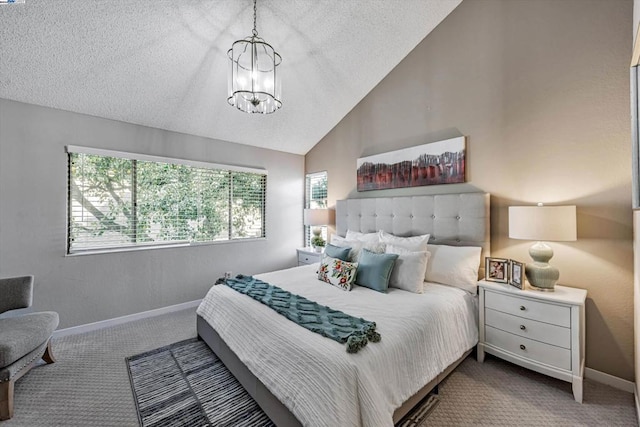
[304,171,328,246]
[67,147,266,254]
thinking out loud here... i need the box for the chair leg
[42,340,56,364]
[0,380,14,420]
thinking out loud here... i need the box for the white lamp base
[525,242,559,291]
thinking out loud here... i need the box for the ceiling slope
[0,0,462,155]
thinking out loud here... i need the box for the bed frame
[197,192,490,426]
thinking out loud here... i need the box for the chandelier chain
[252,0,258,36]
[228,0,281,114]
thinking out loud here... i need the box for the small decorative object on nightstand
[297,247,322,266]
[477,280,587,402]
[485,257,509,283]
[508,260,525,290]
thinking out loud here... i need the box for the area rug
[126,338,439,427]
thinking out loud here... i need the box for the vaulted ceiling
[0,0,462,155]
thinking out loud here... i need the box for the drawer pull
[519,305,526,311]
[520,325,526,330]
[520,344,526,350]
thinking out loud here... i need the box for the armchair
[0,276,59,420]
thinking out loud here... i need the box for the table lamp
[303,209,334,251]
[508,204,577,291]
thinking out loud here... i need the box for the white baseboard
[634,385,640,426]
[585,367,635,393]
[53,299,202,339]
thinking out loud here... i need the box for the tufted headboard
[335,193,490,279]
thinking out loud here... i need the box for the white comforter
[196,264,478,427]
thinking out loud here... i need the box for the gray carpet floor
[3,307,637,426]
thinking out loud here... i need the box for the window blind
[67,147,267,254]
[304,171,328,246]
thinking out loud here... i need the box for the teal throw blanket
[220,275,381,353]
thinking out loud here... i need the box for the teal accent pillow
[324,244,351,261]
[356,249,399,293]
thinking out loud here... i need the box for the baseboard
[585,367,635,393]
[53,299,202,338]
[635,384,640,426]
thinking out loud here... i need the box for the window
[304,171,328,246]
[67,146,266,254]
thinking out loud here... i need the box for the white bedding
[196,264,478,427]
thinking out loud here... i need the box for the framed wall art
[356,136,466,191]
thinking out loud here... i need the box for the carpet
[126,338,439,427]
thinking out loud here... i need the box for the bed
[197,193,490,427]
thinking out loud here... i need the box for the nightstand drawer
[485,290,570,327]
[486,326,571,370]
[485,308,571,349]
[298,252,321,265]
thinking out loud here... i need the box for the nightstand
[297,247,322,266]
[477,280,587,402]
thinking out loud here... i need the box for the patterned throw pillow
[317,254,358,291]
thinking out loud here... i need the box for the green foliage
[69,153,266,250]
[311,176,327,206]
[311,235,326,247]
[308,174,327,209]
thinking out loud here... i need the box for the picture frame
[509,260,525,290]
[485,257,509,284]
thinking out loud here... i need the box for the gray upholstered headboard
[335,193,490,279]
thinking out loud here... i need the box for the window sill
[65,237,267,257]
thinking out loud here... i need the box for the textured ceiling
[0,0,462,155]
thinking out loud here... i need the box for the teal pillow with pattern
[317,254,358,291]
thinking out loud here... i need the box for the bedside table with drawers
[297,247,322,266]
[477,280,587,402]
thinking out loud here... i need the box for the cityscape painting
[356,136,466,191]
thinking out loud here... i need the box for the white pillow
[345,230,380,244]
[331,238,386,263]
[379,230,430,252]
[385,244,430,294]
[425,244,482,293]
[330,234,347,245]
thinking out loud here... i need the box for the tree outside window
[68,151,266,253]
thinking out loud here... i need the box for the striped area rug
[126,338,438,427]
[126,338,273,427]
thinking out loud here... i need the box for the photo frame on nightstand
[485,257,509,284]
[509,260,525,290]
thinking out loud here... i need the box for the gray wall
[306,0,634,380]
[0,99,304,328]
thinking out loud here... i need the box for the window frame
[304,171,328,247]
[66,146,267,255]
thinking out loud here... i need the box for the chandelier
[227,0,282,114]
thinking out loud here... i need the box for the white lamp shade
[509,205,577,242]
[303,209,334,226]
